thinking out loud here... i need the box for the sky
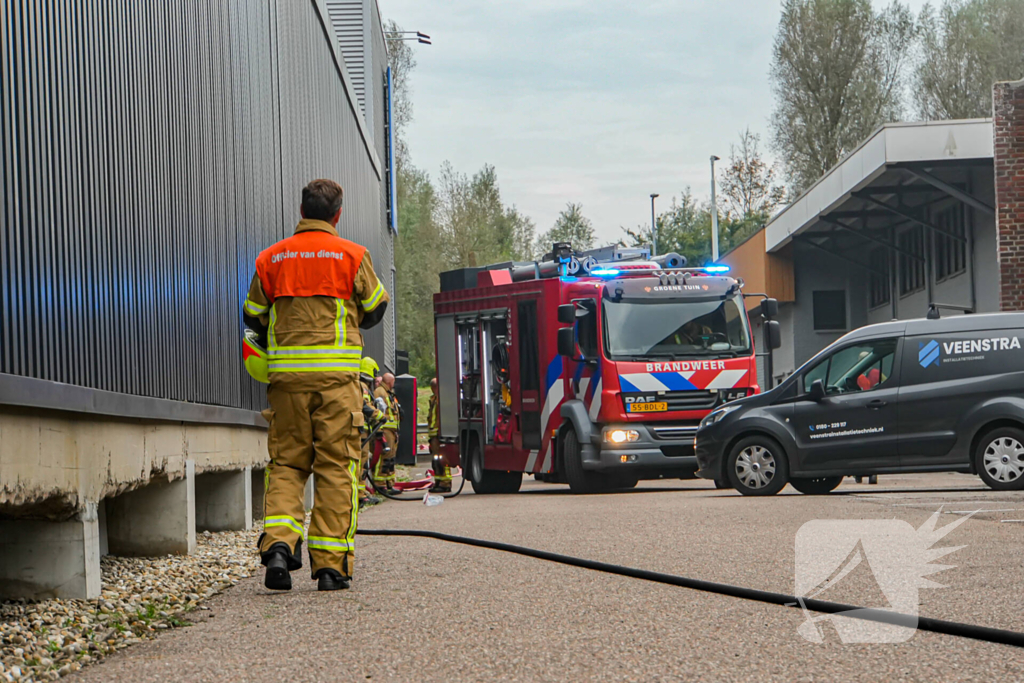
[381,0,932,246]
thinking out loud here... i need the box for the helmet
[242,330,269,384]
[360,356,379,382]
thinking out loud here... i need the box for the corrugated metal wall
[0,0,391,412]
[325,0,366,117]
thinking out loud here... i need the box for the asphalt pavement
[72,472,1024,682]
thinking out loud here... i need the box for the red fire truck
[432,245,778,494]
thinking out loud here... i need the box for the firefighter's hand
[362,403,376,419]
[374,397,387,413]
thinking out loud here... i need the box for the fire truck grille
[650,424,700,441]
[663,390,719,410]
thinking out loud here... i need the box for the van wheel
[789,476,843,495]
[976,428,1024,491]
[563,429,612,494]
[714,479,732,490]
[467,438,523,494]
[726,436,788,496]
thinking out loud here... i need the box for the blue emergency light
[703,265,730,273]
[590,268,620,277]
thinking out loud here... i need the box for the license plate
[627,402,668,413]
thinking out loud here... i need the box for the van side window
[802,339,898,395]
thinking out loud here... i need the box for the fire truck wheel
[467,437,523,494]
[563,429,613,494]
[726,435,789,496]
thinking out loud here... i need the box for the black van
[695,313,1024,496]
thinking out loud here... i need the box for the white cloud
[380,0,933,244]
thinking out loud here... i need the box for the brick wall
[995,79,1024,310]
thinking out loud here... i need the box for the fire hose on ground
[354,527,1024,650]
[360,422,466,501]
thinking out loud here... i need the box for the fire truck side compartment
[434,314,459,440]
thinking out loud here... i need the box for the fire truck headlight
[604,429,640,444]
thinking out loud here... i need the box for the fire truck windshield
[602,296,751,360]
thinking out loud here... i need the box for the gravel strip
[0,527,262,682]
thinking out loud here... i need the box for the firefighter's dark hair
[301,179,344,221]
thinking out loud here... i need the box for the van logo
[918,340,940,368]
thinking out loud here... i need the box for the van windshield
[602,296,751,360]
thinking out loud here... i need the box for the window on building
[813,290,847,331]
[898,226,925,296]
[934,205,966,281]
[869,247,890,309]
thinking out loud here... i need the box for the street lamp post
[649,193,659,257]
[710,155,721,262]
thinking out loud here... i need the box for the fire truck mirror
[762,298,779,320]
[557,327,578,359]
[766,319,782,351]
[557,304,576,325]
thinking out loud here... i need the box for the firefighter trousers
[260,381,362,578]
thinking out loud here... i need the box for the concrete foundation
[0,503,101,600]
[251,468,265,521]
[106,461,196,556]
[196,466,252,532]
[0,408,267,520]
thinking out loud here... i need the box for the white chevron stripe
[619,373,668,392]
[705,369,748,390]
[538,441,553,473]
[588,379,603,421]
[542,379,565,425]
[577,377,591,399]
[525,449,539,471]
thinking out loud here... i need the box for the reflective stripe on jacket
[361,381,384,431]
[243,219,389,391]
[428,394,439,437]
[375,385,400,429]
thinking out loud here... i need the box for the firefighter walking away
[242,179,389,592]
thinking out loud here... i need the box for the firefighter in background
[374,372,401,489]
[242,179,389,592]
[428,378,452,493]
[358,357,386,506]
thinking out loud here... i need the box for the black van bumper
[583,424,698,476]
[694,426,728,480]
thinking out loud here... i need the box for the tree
[621,190,713,266]
[384,20,415,167]
[393,165,442,379]
[621,189,768,267]
[534,203,595,257]
[436,162,534,269]
[915,0,1024,120]
[719,129,787,220]
[770,0,916,192]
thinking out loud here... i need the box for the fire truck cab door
[516,299,542,450]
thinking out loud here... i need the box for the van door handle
[867,399,887,409]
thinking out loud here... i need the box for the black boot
[263,543,293,591]
[315,568,351,591]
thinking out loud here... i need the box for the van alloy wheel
[734,446,776,490]
[983,437,1024,483]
